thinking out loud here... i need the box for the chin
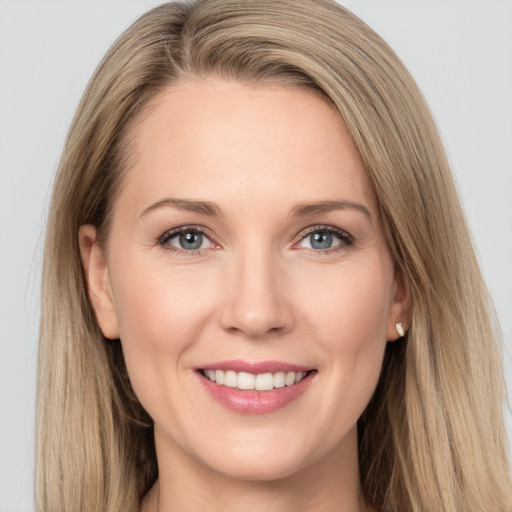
[205,450,311,482]
[190,426,346,483]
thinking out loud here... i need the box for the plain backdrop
[1,1,511,511]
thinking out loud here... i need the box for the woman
[36,1,512,511]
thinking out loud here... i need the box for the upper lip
[198,359,313,374]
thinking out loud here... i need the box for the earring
[395,322,405,337]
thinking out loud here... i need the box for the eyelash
[156,224,354,256]
[157,225,217,256]
[295,225,354,255]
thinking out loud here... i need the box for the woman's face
[82,78,407,481]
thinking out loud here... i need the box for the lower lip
[198,371,315,414]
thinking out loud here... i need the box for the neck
[141,426,368,512]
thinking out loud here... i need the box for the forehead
[116,78,377,217]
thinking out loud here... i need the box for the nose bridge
[220,238,292,338]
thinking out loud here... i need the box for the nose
[219,247,294,339]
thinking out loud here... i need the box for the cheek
[297,257,393,416]
[299,257,393,348]
[107,254,218,404]
[110,252,216,345]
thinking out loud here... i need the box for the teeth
[203,369,308,390]
[255,373,274,391]
[237,372,255,390]
[273,371,285,388]
[224,370,237,388]
[285,372,296,386]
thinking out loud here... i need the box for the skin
[80,78,408,512]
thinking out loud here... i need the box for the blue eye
[298,227,353,251]
[175,231,204,250]
[309,232,334,249]
[160,228,212,251]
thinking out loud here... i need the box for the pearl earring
[395,322,405,337]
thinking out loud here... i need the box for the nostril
[223,321,288,339]
[220,306,291,339]
[217,262,295,337]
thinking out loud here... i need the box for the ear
[78,224,119,339]
[386,269,410,342]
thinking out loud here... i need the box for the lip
[196,360,316,414]
[199,359,312,374]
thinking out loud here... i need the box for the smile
[201,369,308,390]
[197,361,316,414]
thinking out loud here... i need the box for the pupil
[311,232,332,250]
[180,231,202,250]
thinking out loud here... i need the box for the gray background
[1,1,511,510]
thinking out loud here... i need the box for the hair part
[37,1,511,510]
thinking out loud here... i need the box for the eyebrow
[290,200,372,221]
[140,198,222,218]
[139,197,372,221]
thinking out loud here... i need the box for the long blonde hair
[36,1,512,510]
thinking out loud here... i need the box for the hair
[36,1,512,510]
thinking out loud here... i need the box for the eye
[173,230,207,250]
[295,226,353,252]
[158,227,216,253]
[303,231,337,250]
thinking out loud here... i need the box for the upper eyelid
[158,225,216,243]
[297,224,353,239]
